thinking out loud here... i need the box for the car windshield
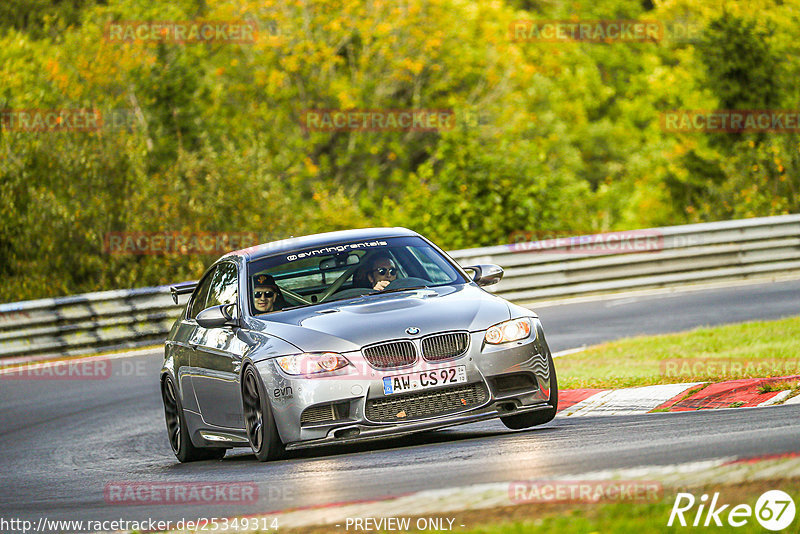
[246,236,467,314]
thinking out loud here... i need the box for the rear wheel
[242,367,284,462]
[501,351,558,430]
[162,376,226,462]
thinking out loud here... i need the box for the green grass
[555,316,800,389]
[758,380,800,393]
[281,480,800,534]
[456,480,800,534]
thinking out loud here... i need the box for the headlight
[275,352,350,375]
[484,318,534,345]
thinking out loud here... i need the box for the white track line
[560,383,703,417]
[783,393,800,405]
[552,346,586,358]
[758,391,792,406]
[181,455,800,534]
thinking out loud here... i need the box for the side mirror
[463,264,504,287]
[196,304,238,328]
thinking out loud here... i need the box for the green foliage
[0,0,103,40]
[383,128,592,249]
[1,0,799,302]
[697,14,781,111]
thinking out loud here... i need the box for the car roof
[223,227,421,262]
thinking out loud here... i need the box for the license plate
[382,365,467,395]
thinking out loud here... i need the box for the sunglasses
[253,290,275,299]
[374,267,397,276]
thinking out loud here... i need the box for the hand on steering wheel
[372,280,391,291]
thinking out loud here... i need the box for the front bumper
[256,322,554,448]
[283,402,554,451]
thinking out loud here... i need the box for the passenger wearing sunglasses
[252,274,283,313]
[366,255,400,291]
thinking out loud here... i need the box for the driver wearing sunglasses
[367,255,400,291]
[252,274,282,313]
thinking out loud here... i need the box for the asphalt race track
[539,278,800,352]
[1,279,799,529]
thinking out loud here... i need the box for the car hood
[247,284,512,354]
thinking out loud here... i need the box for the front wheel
[162,376,226,462]
[242,367,284,462]
[501,351,558,430]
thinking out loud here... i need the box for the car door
[189,261,250,429]
[172,267,216,413]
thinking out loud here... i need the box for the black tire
[242,366,284,462]
[162,376,226,462]
[501,351,558,430]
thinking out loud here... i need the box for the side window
[189,268,216,319]
[205,262,238,310]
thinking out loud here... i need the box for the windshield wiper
[277,304,307,311]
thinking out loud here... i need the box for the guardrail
[1,214,798,360]
[449,213,800,302]
[0,286,181,361]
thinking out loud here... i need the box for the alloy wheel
[162,379,181,454]
[242,369,264,452]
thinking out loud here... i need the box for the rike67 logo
[668,490,796,530]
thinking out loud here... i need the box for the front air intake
[421,332,469,361]
[300,402,350,426]
[362,340,417,369]
[366,382,489,422]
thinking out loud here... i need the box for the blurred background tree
[1,0,798,301]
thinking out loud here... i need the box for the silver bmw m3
[161,227,558,462]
